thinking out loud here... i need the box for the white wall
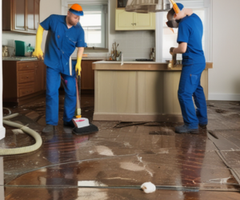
[209,0,240,100]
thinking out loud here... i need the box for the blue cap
[176,3,184,11]
[69,8,84,16]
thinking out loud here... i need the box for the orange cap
[69,4,84,16]
[70,4,83,11]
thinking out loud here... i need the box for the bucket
[15,40,25,56]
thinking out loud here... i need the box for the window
[63,1,108,51]
[80,5,108,49]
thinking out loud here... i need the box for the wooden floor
[2,92,240,200]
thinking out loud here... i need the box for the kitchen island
[92,61,213,122]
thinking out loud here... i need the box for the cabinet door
[12,0,26,31]
[81,60,95,90]
[27,0,34,30]
[115,9,135,30]
[2,0,11,31]
[135,13,155,30]
[34,0,40,30]
[34,61,46,92]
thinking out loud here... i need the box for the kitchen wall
[108,0,155,60]
[209,0,240,100]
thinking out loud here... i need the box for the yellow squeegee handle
[169,0,180,14]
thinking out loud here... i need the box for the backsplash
[2,32,36,57]
[2,30,155,60]
[113,30,155,60]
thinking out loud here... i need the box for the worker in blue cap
[166,3,208,133]
[32,4,87,133]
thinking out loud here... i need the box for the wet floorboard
[2,93,240,199]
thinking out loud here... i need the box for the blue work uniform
[40,14,87,126]
[177,13,208,129]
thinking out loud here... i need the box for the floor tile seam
[4,153,139,181]
[5,184,240,192]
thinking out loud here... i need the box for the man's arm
[32,25,44,60]
[170,42,187,55]
[75,47,84,76]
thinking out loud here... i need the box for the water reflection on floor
[2,94,240,199]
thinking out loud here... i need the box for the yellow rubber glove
[32,25,44,60]
[75,56,82,76]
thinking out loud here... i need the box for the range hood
[125,0,171,13]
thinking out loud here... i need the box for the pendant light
[125,0,171,13]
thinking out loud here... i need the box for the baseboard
[93,113,183,122]
[0,127,5,140]
[209,93,240,101]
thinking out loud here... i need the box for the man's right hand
[32,48,43,60]
[170,47,175,55]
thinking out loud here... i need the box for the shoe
[63,120,75,128]
[42,124,54,133]
[175,124,199,134]
[199,124,207,129]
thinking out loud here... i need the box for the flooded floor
[2,91,240,199]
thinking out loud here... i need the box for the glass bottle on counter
[150,48,155,61]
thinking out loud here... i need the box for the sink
[2,56,38,61]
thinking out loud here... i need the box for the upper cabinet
[115,9,155,31]
[2,0,40,34]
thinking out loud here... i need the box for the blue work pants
[178,63,208,129]
[46,67,76,125]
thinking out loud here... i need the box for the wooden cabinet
[2,0,40,34]
[81,60,101,90]
[3,60,46,105]
[115,9,155,31]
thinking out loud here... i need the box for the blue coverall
[40,15,87,126]
[177,13,208,129]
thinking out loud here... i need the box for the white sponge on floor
[141,182,156,193]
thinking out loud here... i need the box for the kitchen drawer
[18,70,35,83]
[18,62,37,71]
[18,83,35,97]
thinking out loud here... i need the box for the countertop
[72,57,105,61]
[93,60,213,71]
[2,57,38,61]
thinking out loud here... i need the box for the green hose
[1,113,42,155]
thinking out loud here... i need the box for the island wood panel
[93,69,209,122]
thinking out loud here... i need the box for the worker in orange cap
[32,4,87,133]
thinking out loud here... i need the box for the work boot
[63,120,75,128]
[42,124,54,133]
[175,124,199,134]
[199,124,207,129]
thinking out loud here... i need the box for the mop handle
[76,75,81,118]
